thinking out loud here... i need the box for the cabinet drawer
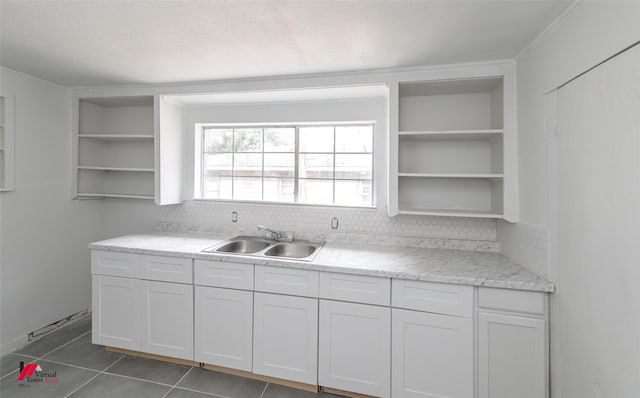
[255,265,318,297]
[195,260,254,290]
[91,250,140,278]
[140,255,192,284]
[392,280,473,318]
[478,287,546,316]
[319,272,390,306]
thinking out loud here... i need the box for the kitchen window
[196,123,374,207]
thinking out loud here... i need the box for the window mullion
[261,128,265,201]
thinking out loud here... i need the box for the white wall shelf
[78,166,155,172]
[388,69,517,221]
[398,173,503,179]
[78,134,155,141]
[79,193,155,200]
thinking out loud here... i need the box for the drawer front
[392,280,473,318]
[255,265,318,297]
[195,260,254,290]
[140,255,193,284]
[319,272,390,306]
[91,250,139,278]
[478,287,546,316]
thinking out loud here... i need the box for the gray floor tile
[261,384,342,398]
[1,353,38,379]
[106,355,191,385]
[0,359,97,398]
[15,316,92,357]
[177,368,267,398]
[166,387,220,398]
[68,373,170,398]
[43,333,122,371]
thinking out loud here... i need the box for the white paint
[0,1,571,87]
[0,67,102,355]
[516,1,640,225]
[513,2,640,397]
[554,44,640,398]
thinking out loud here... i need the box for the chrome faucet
[256,225,294,242]
[257,225,281,240]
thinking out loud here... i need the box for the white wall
[515,2,640,397]
[0,67,102,354]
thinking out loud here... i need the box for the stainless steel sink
[264,243,317,259]
[215,239,271,254]
[202,235,324,261]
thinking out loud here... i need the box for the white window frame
[194,121,376,208]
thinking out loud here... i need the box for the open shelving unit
[73,96,156,200]
[388,73,517,220]
[0,91,15,192]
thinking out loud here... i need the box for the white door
[140,280,194,360]
[195,286,253,371]
[478,312,546,398]
[253,292,318,385]
[92,275,141,350]
[319,300,390,397]
[392,308,473,398]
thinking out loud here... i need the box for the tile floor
[0,315,341,398]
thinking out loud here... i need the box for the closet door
[555,43,640,397]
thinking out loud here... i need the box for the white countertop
[89,232,554,292]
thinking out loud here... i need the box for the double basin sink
[202,235,324,262]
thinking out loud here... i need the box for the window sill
[191,197,377,211]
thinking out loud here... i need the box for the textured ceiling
[0,1,572,87]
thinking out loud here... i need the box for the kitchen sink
[215,239,271,254]
[202,236,324,261]
[264,243,318,259]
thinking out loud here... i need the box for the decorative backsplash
[156,200,500,251]
[497,220,549,277]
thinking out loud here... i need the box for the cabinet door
[195,286,253,371]
[253,292,318,385]
[319,300,390,397]
[92,275,141,350]
[140,280,193,360]
[392,308,473,398]
[478,312,546,398]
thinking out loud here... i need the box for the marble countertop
[89,232,554,292]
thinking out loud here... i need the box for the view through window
[200,124,374,207]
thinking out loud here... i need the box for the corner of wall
[497,220,549,277]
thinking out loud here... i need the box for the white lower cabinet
[319,300,390,398]
[140,280,193,360]
[92,275,142,350]
[392,308,473,398]
[195,286,253,371]
[478,312,546,398]
[253,292,318,385]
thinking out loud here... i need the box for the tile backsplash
[497,220,549,277]
[156,200,499,251]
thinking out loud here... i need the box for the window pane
[265,128,295,152]
[234,153,262,177]
[298,179,333,205]
[233,177,262,200]
[335,154,372,179]
[205,154,232,176]
[204,175,232,199]
[335,126,373,153]
[264,153,294,177]
[234,128,263,152]
[299,154,333,179]
[335,180,373,207]
[204,129,233,152]
[299,126,333,152]
[264,177,295,202]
